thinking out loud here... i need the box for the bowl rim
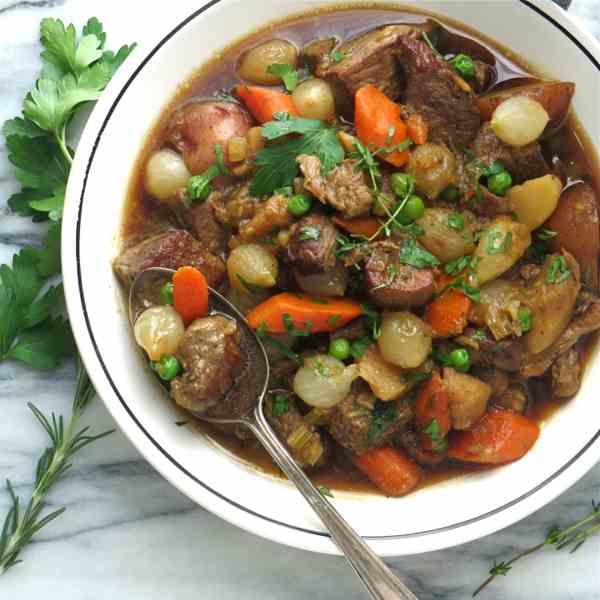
[62,0,600,556]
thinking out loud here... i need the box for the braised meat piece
[302,37,336,71]
[470,123,549,184]
[181,200,229,257]
[495,384,529,413]
[211,183,258,228]
[551,347,582,398]
[398,37,481,147]
[170,316,245,414]
[396,430,446,466]
[264,393,329,468]
[297,155,373,218]
[472,60,494,94]
[315,24,426,99]
[328,380,413,455]
[286,213,338,274]
[364,241,435,308]
[237,193,292,243]
[113,229,226,287]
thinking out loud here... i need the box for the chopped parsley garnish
[546,255,571,284]
[486,230,513,255]
[361,304,382,340]
[256,322,302,364]
[350,337,373,359]
[314,360,329,377]
[536,227,558,241]
[371,264,398,291]
[318,485,334,498]
[367,401,397,444]
[186,143,230,204]
[299,225,321,241]
[444,255,471,276]
[335,233,367,259]
[446,212,465,231]
[518,308,533,333]
[329,49,346,63]
[282,313,312,336]
[439,277,481,302]
[272,394,291,416]
[399,239,440,269]
[424,419,448,453]
[327,314,341,327]
[251,113,344,197]
[266,63,299,92]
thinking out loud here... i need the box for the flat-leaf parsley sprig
[0,16,135,575]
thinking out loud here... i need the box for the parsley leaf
[266,63,299,92]
[282,313,312,337]
[444,255,471,276]
[424,419,448,453]
[546,256,571,284]
[251,116,344,197]
[486,230,513,255]
[399,239,440,269]
[329,50,346,63]
[272,394,291,416]
[318,485,334,498]
[446,212,465,231]
[368,401,397,444]
[440,277,481,302]
[299,225,321,241]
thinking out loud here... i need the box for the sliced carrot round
[172,266,209,322]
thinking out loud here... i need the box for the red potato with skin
[477,81,575,128]
[546,182,600,291]
[167,101,253,175]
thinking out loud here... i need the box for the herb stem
[55,126,73,166]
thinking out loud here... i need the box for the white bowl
[62,0,600,556]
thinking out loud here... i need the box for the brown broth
[120,5,600,495]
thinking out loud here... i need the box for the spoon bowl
[128,266,419,600]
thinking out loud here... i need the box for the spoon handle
[247,407,418,600]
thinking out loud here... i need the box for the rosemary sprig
[0,356,114,575]
[473,499,600,596]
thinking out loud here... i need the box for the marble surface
[1,0,599,598]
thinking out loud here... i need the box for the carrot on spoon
[172,266,209,322]
[246,292,362,333]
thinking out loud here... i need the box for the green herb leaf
[318,485,334,498]
[446,212,465,231]
[399,239,440,269]
[329,50,346,63]
[424,418,448,453]
[236,274,266,294]
[272,394,291,416]
[444,255,471,276]
[299,225,321,241]
[282,313,312,337]
[368,401,397,444]
[251,123,344,197]
[546,255,571,284]
[486,230,513,255]
[439,277,481,302]
[266,63,299,92]
[536,227,558,241]
[350,337,372,359]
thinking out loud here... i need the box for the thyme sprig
[473,499,600,596]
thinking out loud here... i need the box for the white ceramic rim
[62,0,600,556]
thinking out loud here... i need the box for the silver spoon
[130,267,418,600]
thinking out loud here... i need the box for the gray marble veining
[0,1,599,598]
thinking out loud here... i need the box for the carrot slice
[246,292,362,333]
[355,85,409,167]
[448,410,540,465]
[172,266,209,322]
[331,215,381,238]
[415,372,450,451]
[235,85,299,124]
[425,271,472,337]
[353,447,422,497]
[405,113,428,145]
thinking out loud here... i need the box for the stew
[115,7,600,497]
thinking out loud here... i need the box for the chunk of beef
[328,380,412,455]
[466,185,513,217]
[264,394,329,468]
[521,300,600,377]
[364,241,435,308]
[181,200,229,257]
[443,367,492,430]
[472,60,494,94]
[470,123,549,184]
[473,366,509,397]
[495,385,528,413]
[330,317,368,342]
[285,213,337,275]
[398,37,481,147]
[170,316,245,414]
[551,347,582,398]
[211,183,258,228]
[302,37,337,71]
[298,155,373,218]
[315,24,426,99]
[113,229,226,288]
[457,327,525,372]
[237,194,292,243]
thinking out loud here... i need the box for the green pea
[451,54,476,79]
[448,348,471,373]
[159,282,174,305]
[155,355,181,381]
[329,338,351,361]
[390,173,414,198]
[487,171,513,196]
[397,194,425,225]
[441,185,460,203]
[288,193,313,216]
